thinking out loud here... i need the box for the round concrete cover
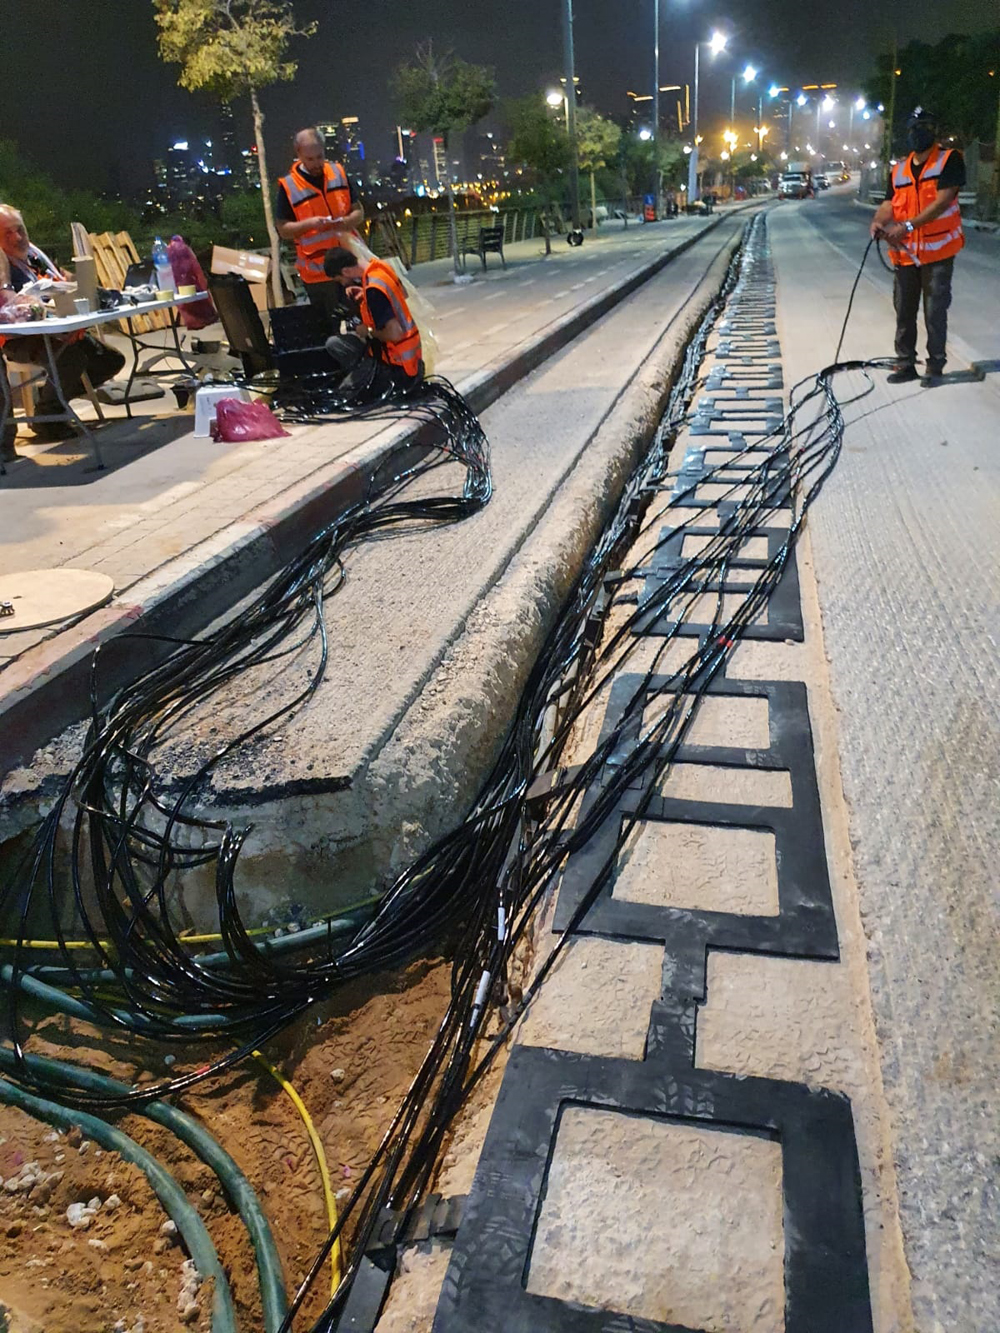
[0,569,114,633]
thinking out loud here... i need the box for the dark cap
[906,106,936,126]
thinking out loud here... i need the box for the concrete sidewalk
[0,205,752,772]
[769,200,999,1333]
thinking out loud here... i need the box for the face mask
[907,125,935,152]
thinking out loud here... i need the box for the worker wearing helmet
[871,108,965,387]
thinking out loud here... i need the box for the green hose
[0,1075,237,1333]
[0,1049,286,1332]
[1,964,232,1031]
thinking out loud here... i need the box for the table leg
[43,336,104,471]
[168,306,195,374]
[123,316,141,419]
[0,360,12,477]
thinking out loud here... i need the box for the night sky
[0,0,994,193]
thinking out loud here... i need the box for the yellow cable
[251,1049,341,1293]
[0,895,382,952]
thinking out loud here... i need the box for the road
[769,196,999,1333]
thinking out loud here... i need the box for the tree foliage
[621,134,687,195]
[574,108,620,174]
[152,0,314,100]
[866,31,999,148]
[0,139,139,261]
[505,97,572,185]
[394,42,496,138]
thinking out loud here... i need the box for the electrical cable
[252,1048,342,1295]
[2,215,897,1331]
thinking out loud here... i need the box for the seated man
[321,247,423,390]
[0,204,124,442]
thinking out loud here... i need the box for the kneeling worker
[322,247,423,388]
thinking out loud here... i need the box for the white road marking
[482,322,510,337]
[484,291,505,301]
[438,305,467,318]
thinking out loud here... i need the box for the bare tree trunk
[541,205,552,255]
[250,86,283,308]
[589,170,597,230]
[443,133,461,279]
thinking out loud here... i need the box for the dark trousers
[305,280,349,321]
[893,257,954,371]
[2,332,125,417]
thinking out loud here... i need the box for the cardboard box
[210,246,271,320]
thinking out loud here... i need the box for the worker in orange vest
[276,128,365,316]
[322,246,423,389]
[871,107,965,387]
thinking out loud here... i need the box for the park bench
[460,224,506,272]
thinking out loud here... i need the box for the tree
[621,134,686,200]
[153,0,317,304]
[394,42,495,278]
[575,108,621,229]
[505,97,572,255]
[866,32,999,153]
[0,139,139,261]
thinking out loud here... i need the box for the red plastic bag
[167,235,217,330]
[211,398,290,442]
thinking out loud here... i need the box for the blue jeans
[893,257,954,371]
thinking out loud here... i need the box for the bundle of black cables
[1,373,491,1093]
[1,214,897,1330]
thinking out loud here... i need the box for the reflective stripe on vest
[278,160,354,283]
[360,260,422,376]
[889,147,964,268]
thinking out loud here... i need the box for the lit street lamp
[545,88,569,132]
[690,29,727,199]
[731,62,757,124]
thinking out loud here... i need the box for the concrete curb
[355,232,745,903]
[0,205,758,778]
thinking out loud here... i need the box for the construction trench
[0,212,914,1333]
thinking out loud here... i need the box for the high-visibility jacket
[889,147,964,267]
[358,259,422,379]
[278,159,354,284]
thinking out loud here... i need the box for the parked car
[778,173,809,199]
[814,172,830,190]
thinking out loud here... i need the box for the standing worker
[276,127,365,316]
[321,246,423,390]
[871,107,965,386]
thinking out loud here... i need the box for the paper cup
[178,284,197,297]
[73,297,91,315]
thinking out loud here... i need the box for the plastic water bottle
[152,236,172,293]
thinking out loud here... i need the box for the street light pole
[653,0,661,209]
[561,0,582,231]
[689,43,700,199]
[653,0,660,145]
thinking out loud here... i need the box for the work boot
[886,364,919,384]
[921,363,945,388]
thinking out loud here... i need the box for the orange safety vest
[278,159,354,284]
[358,259,422,379]
[889,147,964,267]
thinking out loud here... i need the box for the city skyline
[1,0,994,196]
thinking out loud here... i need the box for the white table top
[0,291,208,339]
